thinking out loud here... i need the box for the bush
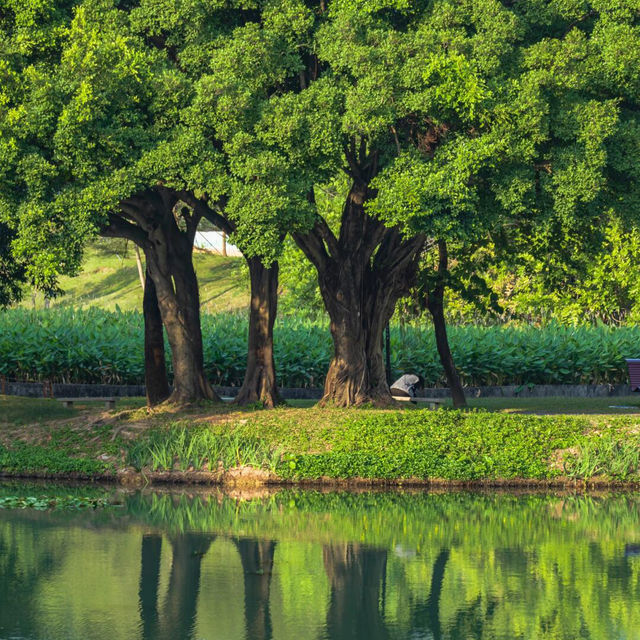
[2,308,640,387]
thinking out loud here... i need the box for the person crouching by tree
[390,374,424,404]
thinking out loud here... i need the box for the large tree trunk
[143,269,170,406]
[104,186,219,406]
[147,246,217,405]
[140,191,218,406]
[235,258,282,408]
[295,178,425,407]
[426,241,467,409]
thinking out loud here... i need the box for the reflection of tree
[138,534,162,639]
[322,543,390,640]
[0,522,65,638]
[234,538,276,640]
[410,549,449,640]
[138,533,213,640]
[409,548,500,640]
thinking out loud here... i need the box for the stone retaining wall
[1,381,634,400]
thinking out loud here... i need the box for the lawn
[1,394,639,484]
[288,395,640,415]
[20,240,248,313]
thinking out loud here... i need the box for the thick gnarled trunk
[143,269,170,406]
[235,258,282,408]
[147,245,217,405]
[320,262,395,406]
[295,178,425,407]
[426,241,467,409]
[104,186,219,406]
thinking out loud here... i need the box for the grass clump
[565,431,640,481]
[126,425,280,473]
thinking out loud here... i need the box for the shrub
[2,308,640,387]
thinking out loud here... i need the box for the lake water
[1,485,639,640]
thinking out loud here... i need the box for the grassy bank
[1,396,639,486]
[21,241,248,314]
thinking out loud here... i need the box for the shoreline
[2,469,639,491]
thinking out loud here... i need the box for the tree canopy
[1,0,639,404]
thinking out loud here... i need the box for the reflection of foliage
[125,490,640,640]
[126,491,640,548]
[2,490,640,640]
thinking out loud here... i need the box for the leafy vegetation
[0,442,107,475]
[0,494,111,510]
[125,425,280,473]
[0,393,638,482]
[3,307,640,387]
[277,411,581,481]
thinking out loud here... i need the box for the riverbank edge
[2,469,639,490]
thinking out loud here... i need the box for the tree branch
[101,212,149,248]
[293,225,330,273]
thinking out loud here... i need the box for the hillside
[23,239,249,313]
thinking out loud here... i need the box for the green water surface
[0,486,639,640]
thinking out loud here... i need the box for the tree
[1,0,290,405]
[0,221,26,309]
[210,0,640,405]
[424,241,467,408]
[142,268,170,406]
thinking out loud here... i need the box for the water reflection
[0,488,639,640]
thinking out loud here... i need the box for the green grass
[1,395,639,482]
[126,425,280,472]
[22,239,248,313]
[289,396,640,414]
[0,397,76,424]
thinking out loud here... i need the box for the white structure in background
[194,231,243,257]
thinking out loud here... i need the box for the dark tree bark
[194,202,283,409]
[234,538,276,640]
[323,543,390,640]
[295,171,427,407]
[139,534,163,640]
[103,186,220,406]
[426,241,467,408]
[235,258,283,408]
[143,269,170,406]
